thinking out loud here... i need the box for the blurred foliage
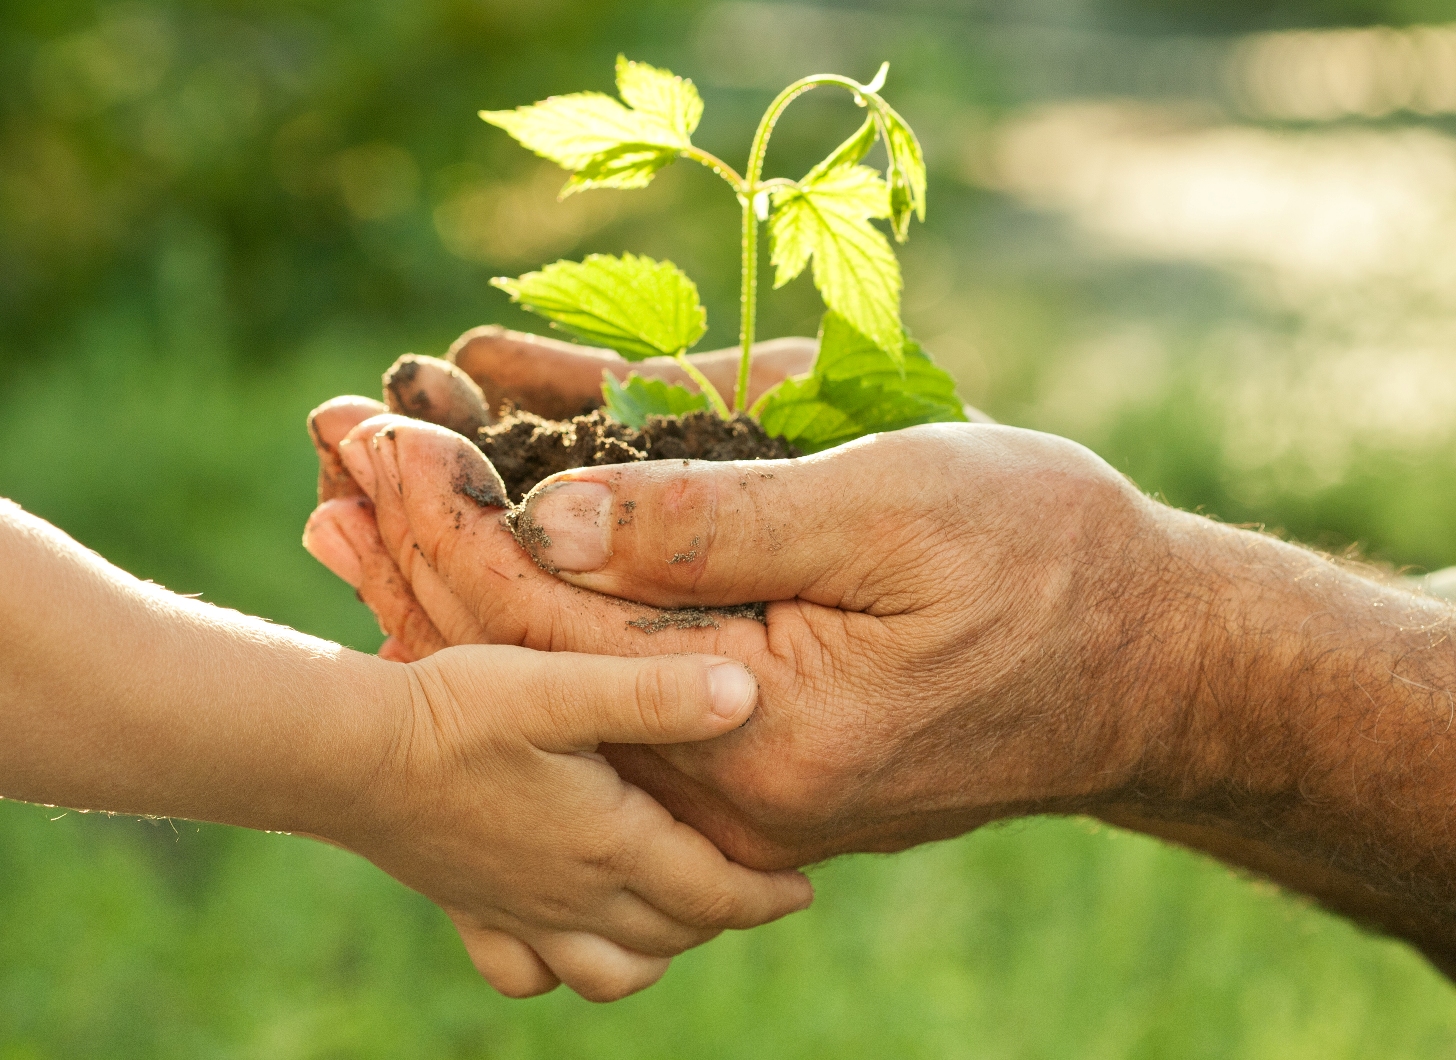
[6,0,1456,1056]
[1105,0,1456,32]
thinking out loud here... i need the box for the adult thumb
[509,430,919,609]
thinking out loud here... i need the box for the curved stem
[680,146,746,195]
[735,73,873,412]
[674,353,732,420]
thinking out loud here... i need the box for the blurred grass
[5,802,1455,1059]
[7,0,1456,1055]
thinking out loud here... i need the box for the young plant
[482,56,967,453]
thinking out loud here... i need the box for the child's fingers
[455,924,560,998]
[491,648,760,752]
[629,816,815,930]
[527,930,672,1003]
[582,891,721,958]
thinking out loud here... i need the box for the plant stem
[746,386,777,420]
[680,147,746,194]
[674,353,732,420]
[736,194,758,413]
[735,73,875,412]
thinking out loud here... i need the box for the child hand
[332,644,813,1002]
[0,498,806,1003]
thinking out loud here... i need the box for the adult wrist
[1092,507,1306,818]
[1036,490,1224,811]
[1101,508,1456,832]
[1092,514,1456,969]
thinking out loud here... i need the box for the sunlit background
[6,1,1456,1056]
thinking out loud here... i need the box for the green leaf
[756,312,966,453]
[806,117,878,182]
[560,144,677,195]
[480,57,699,196]
[769,165,903,361]
[869,99,926,242]
[491,253,707,361]
[480,94,684,170]
[615,55,703,142]
[602,372,710,428]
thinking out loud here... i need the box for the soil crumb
[476,409,798,503]
[505,507,555,571]
[628,602,768,634]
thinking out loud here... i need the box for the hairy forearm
[0,499,402,836]
[1105,508,1456,965]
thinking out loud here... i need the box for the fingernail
[521,481,613,572]
[372,429,403,496]
[707,662,758,720]
[337,438,377,499]
[303,513,363,588]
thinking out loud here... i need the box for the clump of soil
[476,408,798,503]
[627,602,768,633]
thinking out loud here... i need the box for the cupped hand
[307,405,1183,871]
[444,325,818,422]
[304,328,818,660]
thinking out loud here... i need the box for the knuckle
[684,886,743,929]
[531,891,579,926]
[660,474,716,523]
[632,663,687,737]
[578,825,632,877]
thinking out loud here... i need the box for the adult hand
[308,380,1456,979]
[301,328,1176,870]
[444,325,819,423]
[305,327,820,661]
[304,325,992,660]
[308,409,1171,868]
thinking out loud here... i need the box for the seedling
[482,56,967,453]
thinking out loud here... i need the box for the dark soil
[476,408,798,503]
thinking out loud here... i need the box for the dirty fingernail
[304,513,363,588]
[707,661,758,720]
[521,481,614,572]
[337,438,377,499]
[372,429,403,496]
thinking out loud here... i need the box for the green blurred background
[6,0,1456,1055]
